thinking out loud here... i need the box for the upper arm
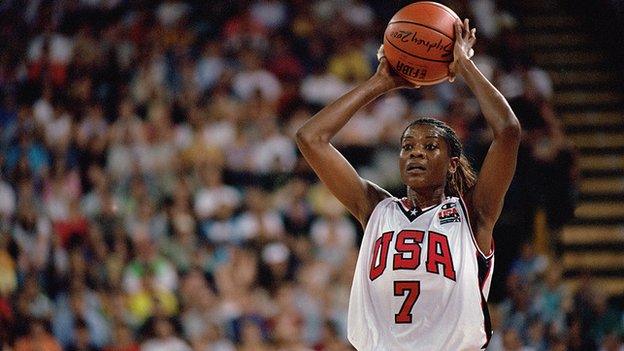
[469,123,521,250]
[296,132,390,227]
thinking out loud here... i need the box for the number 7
[394,281,420,324]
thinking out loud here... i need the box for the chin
[406,178,429,189]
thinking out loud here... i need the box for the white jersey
[347,196,494,351]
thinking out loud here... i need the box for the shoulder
[360,180,393,225]
[363,180,392,201]
[368,195,399,215]
[460,188,495,232]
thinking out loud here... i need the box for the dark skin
[296,19,520,255]
[399,125,459,208]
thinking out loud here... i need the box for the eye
[402,143,413,151]
[425,143,438,151]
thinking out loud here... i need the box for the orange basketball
[383,2,460,85]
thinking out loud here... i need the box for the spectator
[314,319,352,351]
[0,233,16,297]
[12,201,52,272]
[14,319,62,351]
[26,27,73,88]
[232,50,282,103]
[0,176,16,224]
[299,65,349,106]
[501,328,535,351]
[509,242,548,285]
[67,318,101,351]
[194,167,241,221]
[195,41,226,93]
[589,291,622,345]
[531,265,570,331]
[140,317,191,351]
[599,333,624,351]
[249,118,297,173]
[6,131,50,180]
[238,317,272,351]
[499,277,533,339]
[237,187,285,244]
[310,207,356,266]
[52,279,110,348]
[122,239,178,295]
[103,323,139,351]
[250,0,288,31]
[126,269,179,325]
[327,42,372,84]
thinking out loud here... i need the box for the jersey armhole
[361,197,395,238]
[360,180,392,228]
[458,195,494,260]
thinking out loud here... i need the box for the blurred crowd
[0,0,619,350]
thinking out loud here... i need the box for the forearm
[457,59,520,137]
[297,76,393,143]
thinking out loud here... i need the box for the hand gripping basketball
[376,45,421,90]
[448,18,476,82]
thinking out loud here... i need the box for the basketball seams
[419,1,461,21]
[396,1,461,22]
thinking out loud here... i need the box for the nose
[410,145,425,158]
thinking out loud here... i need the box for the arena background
[0,0,623,350]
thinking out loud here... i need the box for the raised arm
[296,57,414,227]
[451,19,521,254]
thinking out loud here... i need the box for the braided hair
[401,118,477,197]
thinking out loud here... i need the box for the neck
[407,186,445,209]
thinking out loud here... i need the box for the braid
[402,118,476,197]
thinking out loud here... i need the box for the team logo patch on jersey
[441,203,456,210]
[439,203,460,224]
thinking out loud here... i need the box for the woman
[296,19,520,350]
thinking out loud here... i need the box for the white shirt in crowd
[233,69,282,103]
[194,185,241,220]
[141,337,192,351]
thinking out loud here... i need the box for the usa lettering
[369,229,456,281]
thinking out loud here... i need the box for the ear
[449,157,460,174]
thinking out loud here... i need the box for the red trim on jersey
[476,253,493,348]
[477,253,494,291]
[399,197,414,211]
[458,196,494,259]
[479,292,492,349]
[395,198,439,222]
[483,261,492,291]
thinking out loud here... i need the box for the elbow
[295,127,312,147]
[500,117,521,143]
[295,126,328,148]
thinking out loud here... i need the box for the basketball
[383,1,460,85]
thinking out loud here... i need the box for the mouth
[406,163,426,174]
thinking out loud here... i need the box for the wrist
[367,74,395,93]
[455,56,474,76]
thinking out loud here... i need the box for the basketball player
[296,19,520,350]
